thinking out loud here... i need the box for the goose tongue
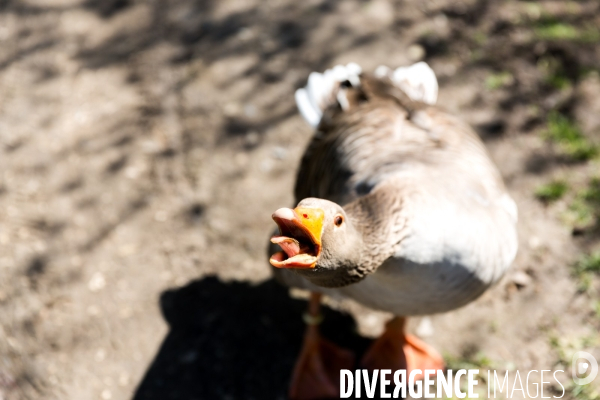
[270,236,301,258]
[269,236,318,269]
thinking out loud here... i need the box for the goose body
[269,63,519,399]
[272,63,518,316]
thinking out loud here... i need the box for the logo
[572,351,598,386]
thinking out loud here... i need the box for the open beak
[270,207,324,269]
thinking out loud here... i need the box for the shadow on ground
[133,277,371,400]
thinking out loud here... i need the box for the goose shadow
[133,276,372,400]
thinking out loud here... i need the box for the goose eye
[334,215,343,227]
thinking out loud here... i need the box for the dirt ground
[1,0,600,399]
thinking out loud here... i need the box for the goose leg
[289,292,355,400]
[360,317,444,378]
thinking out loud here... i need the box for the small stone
[101,389,112,400]
[34,241,47,252]
[118,244,137,257]
[362,314,381,332]
[124,166,141,180]
[407,44,425,62]
[511,271,532,288]
[118,372,130,387]
[434,14,448,29]
[237,28,254,41]
[259,159,274,173]
[271,146,287,160]
[367,0,395,26]
[244,131,260,147]
[416,317,434,338]
[528,236,542,249]
[88,273,106,292]
[244,104,257,118]
[223,103,241,117]
[95,349,106,362]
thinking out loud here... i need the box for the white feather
[295,62,439,127]
[295,63,364,127]
[336,89,350,111]
[306,72,326,113]
[391,61,438,105]
[295,88,321,127]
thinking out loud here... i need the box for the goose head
[270,198,364,287]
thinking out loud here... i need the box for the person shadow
[133,276,373,400]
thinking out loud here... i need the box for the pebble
[361,314,382,333]
[223,103,241,117]
[244,104,257,118]
[244,131,260,147]
[124,165,142,180]
[118,244,137,257]
[237,28,254,41]
[434,14,448,29]
[416,316,434,338]
[118,372,130,387]
[407,44,425,62]
[259,159,274,173]
[511,271,532,288]
[88,272,106,292]
[367,0,395,26]
[95,349,106,362]
[528,236,542,250]
[271,146,287,160]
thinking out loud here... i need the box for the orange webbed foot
[289,324,355,400]
[360,317,444,379]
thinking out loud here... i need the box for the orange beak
[270,207,324,269]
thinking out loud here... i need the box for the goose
[268,62,518,399]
